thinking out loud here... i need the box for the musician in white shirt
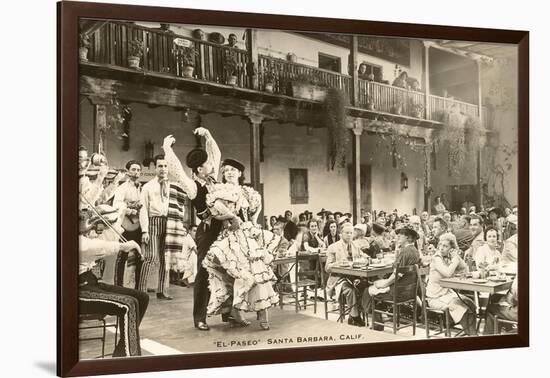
[136,155,172,300]
[113,160,143,288]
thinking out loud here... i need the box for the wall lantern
[401,172,409,191]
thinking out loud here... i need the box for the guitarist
[113,160,143,288]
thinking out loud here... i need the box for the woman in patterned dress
[201,159,280,330]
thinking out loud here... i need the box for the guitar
[121,200,142,232]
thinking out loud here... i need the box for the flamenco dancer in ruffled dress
[202,158,281,330]
[162,134,280,330]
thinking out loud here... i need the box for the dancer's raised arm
[195,127,221,181]
[162,135,198,199]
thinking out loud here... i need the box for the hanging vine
[325,88,349,170]
[432,106,485,176]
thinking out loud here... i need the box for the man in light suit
[325,223,368,326]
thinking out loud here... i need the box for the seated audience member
[503,214,518,241]
[286,221,309,256]
[322,211,335,237]
[363,225,421,331]
[433,196,446,215]
[362,212,373,227]
[272,221,291,257]
[420,211,431,235]
[464,214,487,259]
[426,233,478,336]
[484,276,518,334]
[501,215,518,264]
[366,222,389,258]
[303,219,326,253]
[408,215,427,260]
[468,226,501,269]
[454,214,474,253]
[426,216,448,253]
[268,215,278,231]
[442,212,452,228]
[353,223,370,253]
[316,208,328,234]
[79,211,149,357]
[325,223,368,326]
[323,220,340,247]
[283,210,298,242]
[333,211,343,224]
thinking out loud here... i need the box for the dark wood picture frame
[58,1,529,376]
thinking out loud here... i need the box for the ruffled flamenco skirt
[202,227,281,314]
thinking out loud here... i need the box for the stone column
[352,120,363,224]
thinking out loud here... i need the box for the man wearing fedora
[162,129,240,331]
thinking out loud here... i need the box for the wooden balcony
[82,21,483,128]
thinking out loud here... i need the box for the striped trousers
[79,271,149,357]
[114,228,142,288]
[137,217,168,295]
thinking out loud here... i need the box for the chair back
[393,264,420,303]
[294,253,320,283]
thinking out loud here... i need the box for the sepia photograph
[56,2,528,374]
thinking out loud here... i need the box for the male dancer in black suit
[162,129,239,330]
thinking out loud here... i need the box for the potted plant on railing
[179,46,198,78]
[223,49,239,85]
[411,103,424,118]
[391,99,404,115]
[263,65,277,93]
[79,33,90,62]
[127,39,144,69]
[289,72,328,101]
[366,97,375,110]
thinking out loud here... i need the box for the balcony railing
[86,21,250,88]
[258,55,351,96]
[358,79,425,116]
[428,95,479,120]
[84,21,483,125]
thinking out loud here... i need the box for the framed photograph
[58,1,529,376]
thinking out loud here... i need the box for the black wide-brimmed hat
[222,158,245,172]
[397,225,420,240]
[334,211,343,217]
[186,148,208,169]
[372,222,386,234]
[317,208,327,216]
[487,207,503,217]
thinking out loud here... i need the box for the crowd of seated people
[266,204,519,332]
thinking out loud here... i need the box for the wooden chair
[371,264,420,335]
[317,255,366,324]
[278,253,321,314]
[78,313,118,358]
[493,315,518,334]
[418,276,452,338]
